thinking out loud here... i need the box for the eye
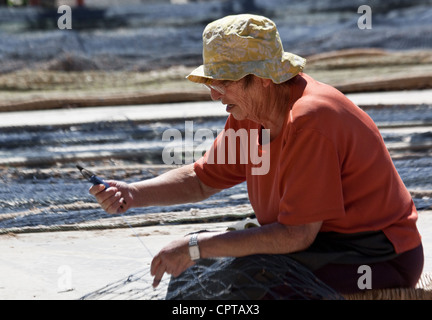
[205,83,226,95]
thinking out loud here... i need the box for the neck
[246,76,291,140]
[261,113,286,141]
[259,92,290,141]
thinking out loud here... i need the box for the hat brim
[186,52,306,85]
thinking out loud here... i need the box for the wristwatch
[188,233,200,261]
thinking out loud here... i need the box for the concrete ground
[0,221,232,300]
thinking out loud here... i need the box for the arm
[150,220,322,287]
[130,163,221,207]
[199,220,322,257]
[89,163,222,214]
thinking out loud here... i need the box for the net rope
[80,254,344,300]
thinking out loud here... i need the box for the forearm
[198,221,322,258]
[151,219,322,287]
[129,163,220,208]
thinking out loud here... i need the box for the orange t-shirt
[194,73,421,254]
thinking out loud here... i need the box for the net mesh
[80,254,344,300]
[80,268,169,300]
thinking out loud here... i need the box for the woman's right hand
[89,180,135,214]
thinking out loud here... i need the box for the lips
[226,104,235,112]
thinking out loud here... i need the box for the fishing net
[80,268,169,300]
[80,254,344,300]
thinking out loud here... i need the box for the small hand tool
[76,164,152,257]
[76,165,110,189]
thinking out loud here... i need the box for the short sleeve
[193,116,247,189]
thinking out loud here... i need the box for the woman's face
[208,77,264,122]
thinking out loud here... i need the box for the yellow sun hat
[186,14,306,85]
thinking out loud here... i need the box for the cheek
[239,98,260,117]
[231,91,251,108]
[229,87,260,117]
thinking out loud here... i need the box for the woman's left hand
[150,237,195,288]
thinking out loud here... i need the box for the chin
[231,113,245,121]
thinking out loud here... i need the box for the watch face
[189,246,200,260]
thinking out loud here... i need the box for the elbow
[280,221,322,253]
[185,164,221,201]
[196,176,222,200]
[297,232,316,252]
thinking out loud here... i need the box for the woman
[90,14,423,297]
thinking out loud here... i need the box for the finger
[150,254,166,286]
[150,255,166,288]
[113,197,128,214]
[94,187,117,205]
[152,265,167,288]
[117,198,127,213]
[89,184,107,196]
[89,185,117,203]
[150,255,161,276]
[102,192,123,214]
